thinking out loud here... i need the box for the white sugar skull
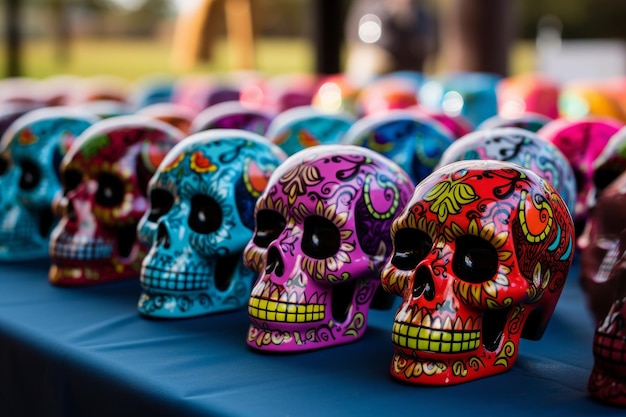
[381,160,574,385]
[49,116,184,285]
[0,106,98,260]
[244,145,415,351]
[136,129,287,318]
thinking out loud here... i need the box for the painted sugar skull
[136,130,287,318]
[590,126,626,209]
[49,115,184,285]
[190,101,274,136]
[381,160,574,385]
[341,110,454,184]
[537,117,623,230]
[244,145,415,351]
[0,106,98,260]
[436,127,577,215]
[579,171,626,322]
[589,290,626,406]
[265,105,355,155]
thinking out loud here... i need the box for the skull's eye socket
[96,173,125,207]
[391,228,433,270]
[63,168,83,193]
[253,209,286,248]
[189,194,222,234]
[452,235,498,283]
[302,215,340,259]
[0,155,11,176]
[148,188,174,222]
[19,159,41,190]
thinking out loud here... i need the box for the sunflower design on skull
[243,145,415,352]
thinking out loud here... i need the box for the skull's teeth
[392,321,481,353]
[393,308,481,353]
[249,296,325,323]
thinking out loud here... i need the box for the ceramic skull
[0,106,98,260]
[49,115,184,285]
[537,117,623,232]
[381,160,574,385]
[584,180,626,406]
[265,105,355,156]
[589,291,626,406]
[244,145,415,351]
[136,129,287,318]
[341,110,454,185]
[436,127,577,215]
[579,170,626,322]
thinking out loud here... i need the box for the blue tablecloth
[0,257,623,417]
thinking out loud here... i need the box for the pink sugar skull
[49,116,185,285]
[381,160,574,385]
[537,117,623,230]
[243,145,415,351]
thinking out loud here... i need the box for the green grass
[10,37,314,81]
[4,36,534,82]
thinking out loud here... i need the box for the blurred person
[344,0,438,87]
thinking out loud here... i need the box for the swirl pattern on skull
[244,144,415,351]
[381,160,574,385]
[136,129,287,318]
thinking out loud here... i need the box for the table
[0,256,623,417]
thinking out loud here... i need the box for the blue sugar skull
[341,109,454,184]
[137,129,287,318]
[0,106,99,260]
[265,105,355,155]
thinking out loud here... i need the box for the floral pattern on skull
[381,160,574,385]
[49,115,184,285]
[243,144,415,351]
[136,129,287,318]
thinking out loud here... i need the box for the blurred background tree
[3,0,626,79]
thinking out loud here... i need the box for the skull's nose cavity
[157,223,171,249]
[265,246,284,277]
[413,265,435,301]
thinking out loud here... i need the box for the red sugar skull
[381,160,574,385]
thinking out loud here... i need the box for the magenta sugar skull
[537,117,623,227]
[136,130,287,318]
[244,145,415,351]
[49,116,184,285]
[381,160,574,385]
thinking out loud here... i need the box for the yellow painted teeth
[392,321,480,352]
[249,296,325,323]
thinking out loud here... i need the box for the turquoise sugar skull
[265,105,355,155]
[137,129,287,318]
[341,110,454,184]
[0,106,98,260]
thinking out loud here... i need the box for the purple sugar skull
[243,145,415,351]
[436,127,577,215]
